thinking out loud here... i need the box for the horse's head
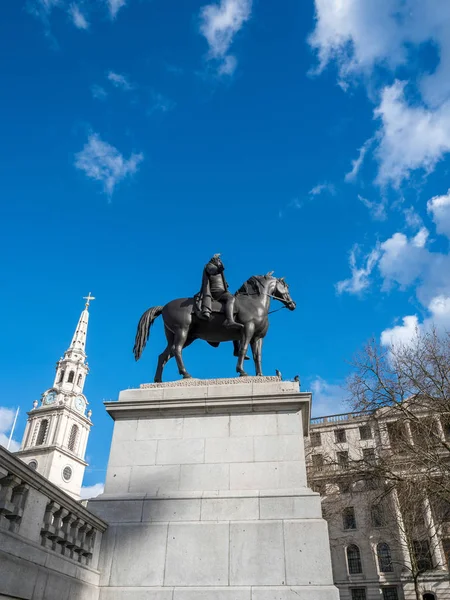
[272,276,296,311]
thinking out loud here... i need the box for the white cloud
[74,133,143,196]
[0,407,20,452]
[336,245,380,295]
[381,295,450,347]
[345,137,374,182]
[148,92,176,116]
[309,182,335,197]
[374,81,450,187]
[107,71,133,91]
[68,3,88,29]
[310,377,348,417]
[91,84,108,100]
[80,482,104,499]
[199,0,252,76]
[107,0,126,19]
[358,194,386,221]
[428,190,450,239]
[309,1,450,187]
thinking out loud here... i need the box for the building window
[68,424,79,452]
[413,540,433,572]
[62,466,73,482]
[58,370,65,383]
[347,544,362,574]
[310,431,321,447]
[343,507,357,530]
[335,429,346,443]
[377,543,393,572]
[386,421,409,452]
[382,587,399,600]
[68,371,75,384]
[351,589,366,600]
[36,419,49,446]
[337,450,349,469]
[443,538,450,568]
[359,425,372,440]
[371,504,385,527]
[312,453,324,470]
[362,448,376,465]
[28,460,38,471]
[423,594,436,600]
[77,373,83,386]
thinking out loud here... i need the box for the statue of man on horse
[133,255,296,382]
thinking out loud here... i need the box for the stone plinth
[89,377,339,600]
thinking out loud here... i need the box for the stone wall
[0,446,107,600]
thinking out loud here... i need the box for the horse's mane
[236,275,268,296]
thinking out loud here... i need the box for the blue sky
[1,0,450,496]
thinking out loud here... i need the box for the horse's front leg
[251,337,263,376]
[236,323,254,377]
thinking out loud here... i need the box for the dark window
[377,543,393,572]
[335,429,346,443]
[351,589,366,600]
[68,371,75,383]
[343,507,357,530]
[371,504,385,527]
[347,544,362,574]
[310,431,321,447]
[359,425,372,440]
[77,373,83,386]
[386,421,409,452]
[423,594,436,600]
[312,454,324,470]
[36,420,48,446]
[382,587,399,600]
[58,370,65,383]
[411,418,440,449]
[337,451,349,469]
[413,540,433,572]
[68,424,79,452]
[443,538,450,568]
[363,448,376,465]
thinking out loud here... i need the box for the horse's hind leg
[154,328,174,383]
[171,327,191,379]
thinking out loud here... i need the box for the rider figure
[198,254,243,329]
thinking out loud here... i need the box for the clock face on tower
[74,395,86,413]
[43,391,57,405]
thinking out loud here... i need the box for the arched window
[377,542,393,572]
[58,370,65,383]
[77,373,82,386]
[36,420,49,446]
[347,544,362,574]
[423,594,436,600]
[68,424,79,452]
[68,371,75,383]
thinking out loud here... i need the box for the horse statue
[133,273,296,382]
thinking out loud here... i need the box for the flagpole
[7,407,19,451]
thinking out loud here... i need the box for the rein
[236,281,289,315]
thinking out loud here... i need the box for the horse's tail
[133,306,164,361]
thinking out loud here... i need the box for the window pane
[413,540,433,572]
[310,432,321,447]
[337,451,349,469]
[377,543,393,572]
[382,587,398,600]
[351,589,366,600]
[347,545,362,574]
[363,448,376,465]
[335,429,346,443]
[343,507,356,530]
[359,425,372,440]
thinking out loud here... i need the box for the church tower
[16,294,95,500]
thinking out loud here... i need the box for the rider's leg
[223,296,244,328]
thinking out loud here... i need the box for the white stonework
[15,298,94,499]
[89,378,339,600]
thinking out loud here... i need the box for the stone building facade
[305,409,450,600]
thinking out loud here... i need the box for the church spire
[68,294,95,356]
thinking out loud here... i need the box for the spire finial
[83,292,95,309]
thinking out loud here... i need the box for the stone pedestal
[89,377,339,600]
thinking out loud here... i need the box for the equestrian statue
[133,254,296,382]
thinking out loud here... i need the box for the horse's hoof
[182,373,192,379]
[154,377,162,383]
[238,372,248,377]
[256,372,263,377]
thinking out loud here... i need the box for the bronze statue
[198,254,243,329]
[133,259,296,382]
